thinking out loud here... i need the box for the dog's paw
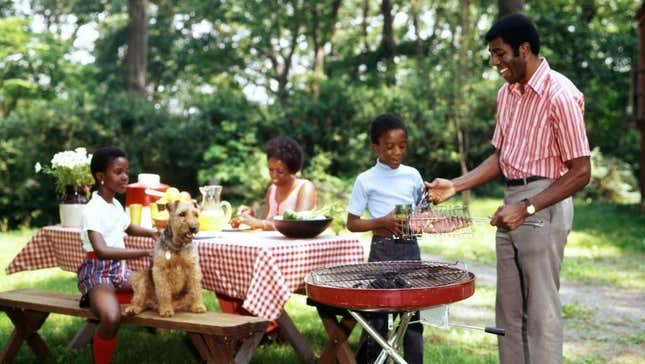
[124,305,142,316]
[159,307,175,317]
[190,304,207,313]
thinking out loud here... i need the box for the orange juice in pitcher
[198,185,232,232]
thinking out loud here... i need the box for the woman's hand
[148,228,161,241]
[236,205,255,217]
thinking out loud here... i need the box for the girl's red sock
[93,331,117,364]
[116,292,133,304]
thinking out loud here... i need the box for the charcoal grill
[306,261,475,312]
[305,261,478,364]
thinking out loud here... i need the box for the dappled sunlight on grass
[564,335,644,364]
[561,257,644,289]
[424,328,498,363]
[567,231,623,257]
[564,231,645,289]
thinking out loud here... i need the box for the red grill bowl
[273,216,333,238]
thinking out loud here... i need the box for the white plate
[194,231,221,239]
[222,224,252,232]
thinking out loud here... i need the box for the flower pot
[59,185,89,227]
[59,203,86,227]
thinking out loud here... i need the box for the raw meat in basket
[409,210,472,234]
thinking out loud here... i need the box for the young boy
[346,113,424,364]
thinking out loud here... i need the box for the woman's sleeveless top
[266,179,307,219]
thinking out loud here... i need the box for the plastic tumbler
[129,203,142,225]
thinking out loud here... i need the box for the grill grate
[307,261,470,289]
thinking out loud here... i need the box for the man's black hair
[90,146,126,183]
[485,13,540,56]
[370,113,407,144]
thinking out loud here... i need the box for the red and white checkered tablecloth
[6,226,364,321]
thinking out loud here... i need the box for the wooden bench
[0,289,269,364]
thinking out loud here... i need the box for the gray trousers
[496,179,573,364]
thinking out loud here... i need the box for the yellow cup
[150,202,158,224]
[129,203,142,226]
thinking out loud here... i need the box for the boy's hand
[382,211,403,237]
[425,178,456,203]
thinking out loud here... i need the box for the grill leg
[347,310,407,364]
[375,312,412,364]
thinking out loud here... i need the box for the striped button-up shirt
[491,58,590,179]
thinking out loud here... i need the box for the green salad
[283,205,332,221]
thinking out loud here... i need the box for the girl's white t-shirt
[80,191,130,253]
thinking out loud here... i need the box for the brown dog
[125,199,207,317]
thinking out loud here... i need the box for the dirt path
[423,254,645,363]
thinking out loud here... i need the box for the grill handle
[452,324,505,336]
[484,326,505,336]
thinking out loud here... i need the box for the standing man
[426,14,590,364]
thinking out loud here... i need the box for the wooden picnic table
[6,226,365,363]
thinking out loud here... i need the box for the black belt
[505,176,547,186]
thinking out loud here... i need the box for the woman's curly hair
[265,136,304,174]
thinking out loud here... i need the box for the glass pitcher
[198,185,232,232]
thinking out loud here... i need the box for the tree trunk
[361,0,370,53]
[456,0,471,204]
[410,0,425,79]
[126,0,148,97]
[498,0,524,18]
[311,4,323,102]
[310,0,342,102]
[380,0,396,85]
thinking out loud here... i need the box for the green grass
[1,198,644,363]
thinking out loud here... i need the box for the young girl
[77,146,158,364]
[233,136,317,230]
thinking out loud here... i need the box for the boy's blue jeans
[360,236,423,364]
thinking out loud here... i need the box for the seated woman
[233,135,317,230]
[222,136,317,340]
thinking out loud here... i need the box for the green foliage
[530,0,640,165]
[199,138,268,201]
[582,147,641,203]
[0,0,641,229]
[303,150,353,233]
[0,96,112,229]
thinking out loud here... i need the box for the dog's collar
[162,226,184,252]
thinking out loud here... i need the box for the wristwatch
[522,198,536,216]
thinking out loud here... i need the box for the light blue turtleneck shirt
[347,159,424,219]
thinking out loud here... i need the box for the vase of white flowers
[35,147,94,227]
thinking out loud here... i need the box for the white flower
[39,147,94,196]
[51,148,91,169]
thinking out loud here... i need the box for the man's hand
[424,178,456,204]
[490,203,527,231]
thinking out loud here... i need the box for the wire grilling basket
[396,191,546,240]
[396,203,474,240]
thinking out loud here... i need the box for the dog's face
[166,200,200,246]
